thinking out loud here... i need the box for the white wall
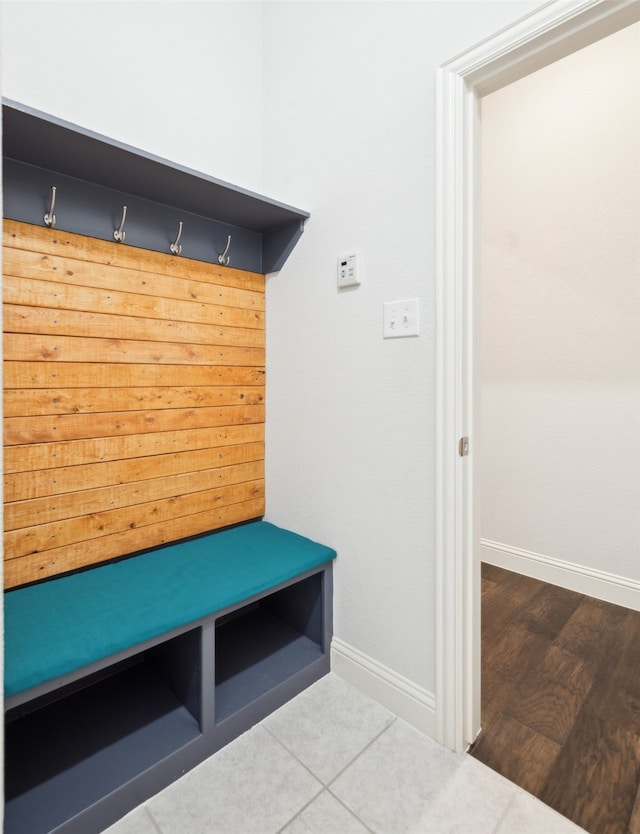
[0,0,545,740]
[0,6,264,823]
[262,0,541,712]
[480,23,640,594]
[1,1,265,193]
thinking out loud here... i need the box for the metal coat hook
[44,186,57,228]
[218,235,232,266]
[114,205,127,243]
[170,221,183,256]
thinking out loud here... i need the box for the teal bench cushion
[4,521,336,699]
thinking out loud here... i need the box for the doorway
[435,0,640,754]
[479,20,639,608]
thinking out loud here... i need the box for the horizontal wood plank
[5,479,265,558]
[5,441,265,502]
[4,497,266,588]
[5,460,264,531]
[5,424,264,473]
[4,276,264,329]
[4,384,265,418]
[4,361,265,389]
[4,333,265,367]
[3,220,265,293]
[3,245,264,313]
[5,403,264,445]
[4,303,265,347]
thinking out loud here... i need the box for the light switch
[383,298,419,338]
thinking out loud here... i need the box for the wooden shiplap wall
[3,220,266,589]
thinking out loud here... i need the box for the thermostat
[337,252,361,288]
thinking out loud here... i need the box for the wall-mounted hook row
[170,221,183,256]
[44,186,57,228]
[218,235,232,266]
[39,188,241,268]
[114,205,127,243]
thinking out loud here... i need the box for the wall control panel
[337,252,361,288]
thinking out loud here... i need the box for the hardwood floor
[470,564,640,834]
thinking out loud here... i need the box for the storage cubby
[5,629,203,834]
[215,572,325,723]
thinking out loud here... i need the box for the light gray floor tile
[101,676,592,834]
[263,673,395,784]
[281,790,371,834]
[102,806,160,834]
[147,726,322,834]
[404,754,517,834]
[331,718,462,834]
[496,790,587,834]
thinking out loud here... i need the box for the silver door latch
[458,437,469,457]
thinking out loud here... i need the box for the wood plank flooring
[470,564,640,834]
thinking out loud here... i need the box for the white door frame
[434,0,640,753]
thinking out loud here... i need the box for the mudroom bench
[4,520,336,834]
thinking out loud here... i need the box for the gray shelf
[2,99,309,273]
[215,608,324,722]
[5,660,202,834]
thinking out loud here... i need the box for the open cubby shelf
[4,564,333,834]
[6,659,201,834]
[215,573,325,723]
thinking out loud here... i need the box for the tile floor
[104,674,586,834]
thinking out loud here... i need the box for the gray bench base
[4,563,333,834]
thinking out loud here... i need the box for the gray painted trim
[3,99,309,274]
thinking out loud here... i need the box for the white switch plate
[337,252,361,288]
[383,298,419,338]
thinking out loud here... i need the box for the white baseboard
[330,637,436,738]
[481,539,640,612]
